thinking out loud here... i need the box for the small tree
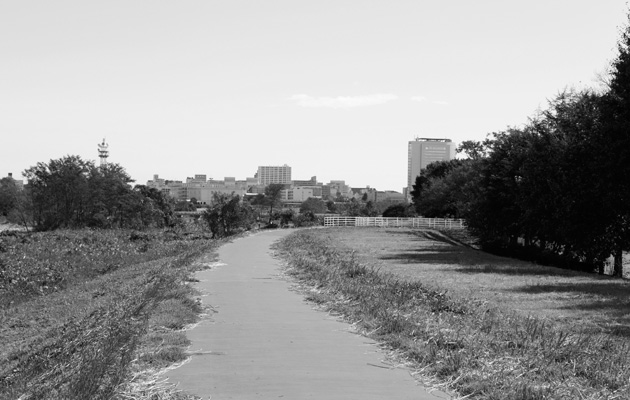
[326,200,337,213]
[0,178,32,231]
[203,193,253,238]
[279,209,295,227]
[263,183,285,223]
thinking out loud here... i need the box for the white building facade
[407,138,456,193]
[256,165,292,186]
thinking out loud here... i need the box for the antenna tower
[98,139,109,167]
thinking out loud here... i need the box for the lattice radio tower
[98,138,109,167]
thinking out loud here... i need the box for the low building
[147,173,250,204]
[281,186,322,202]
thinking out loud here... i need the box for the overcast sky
[1,1,628,191]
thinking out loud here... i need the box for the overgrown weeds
[275,230,630,400]
[0,228,219,400]
[0,228,212,306]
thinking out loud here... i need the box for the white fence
[324,216,466,229]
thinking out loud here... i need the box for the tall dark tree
[410,159,463,216]
[23,155,93,230]
[86,163,136,228]
[599,15,630,276]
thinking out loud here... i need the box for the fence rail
[324,216,466,229]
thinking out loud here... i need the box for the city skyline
[2,1,628,191]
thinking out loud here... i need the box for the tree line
[0,155,173,231]
[1,157,413,236]
[411,15,630,277]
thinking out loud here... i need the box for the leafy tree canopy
[299,197,327,214]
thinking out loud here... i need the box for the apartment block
[256,165,292,186]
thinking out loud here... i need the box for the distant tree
[133,185,174,227]
[0,177,18,216]
[382,203,415,218]
[344,199,363,216]
[299,197,327,214]
[263,183,285,223]
[335,198,379,217]
[86,163,138,228]
[326,200,337,213]
[362,200,378,217]
[0,177,31,230]
[279,209,295,227]
[294,210,322,227]
[203,193,254,238]
[174,200,197,212]
[23,155,93,230]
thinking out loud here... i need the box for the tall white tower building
[407,138,455,192]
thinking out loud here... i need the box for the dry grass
[275,227,630,399]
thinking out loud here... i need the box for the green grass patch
[274,229,630,400]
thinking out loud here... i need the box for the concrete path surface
[166,229,449,399]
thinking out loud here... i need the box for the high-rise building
[256,165,292,186]
[407,138,455,191]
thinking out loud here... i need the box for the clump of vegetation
[275,230,630,399]
[202,192,256,238]
[17,156,175,231]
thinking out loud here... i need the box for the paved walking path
[166,229,448,399]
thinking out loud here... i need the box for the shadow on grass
[514,281,630,301]
[515,281,630,337]
[379,247,473,265]
[453,264,582,277]
[378,229,482,266]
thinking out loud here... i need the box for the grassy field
[326,228,630,336]
[0,227,220,400]
[275,227,630,400]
